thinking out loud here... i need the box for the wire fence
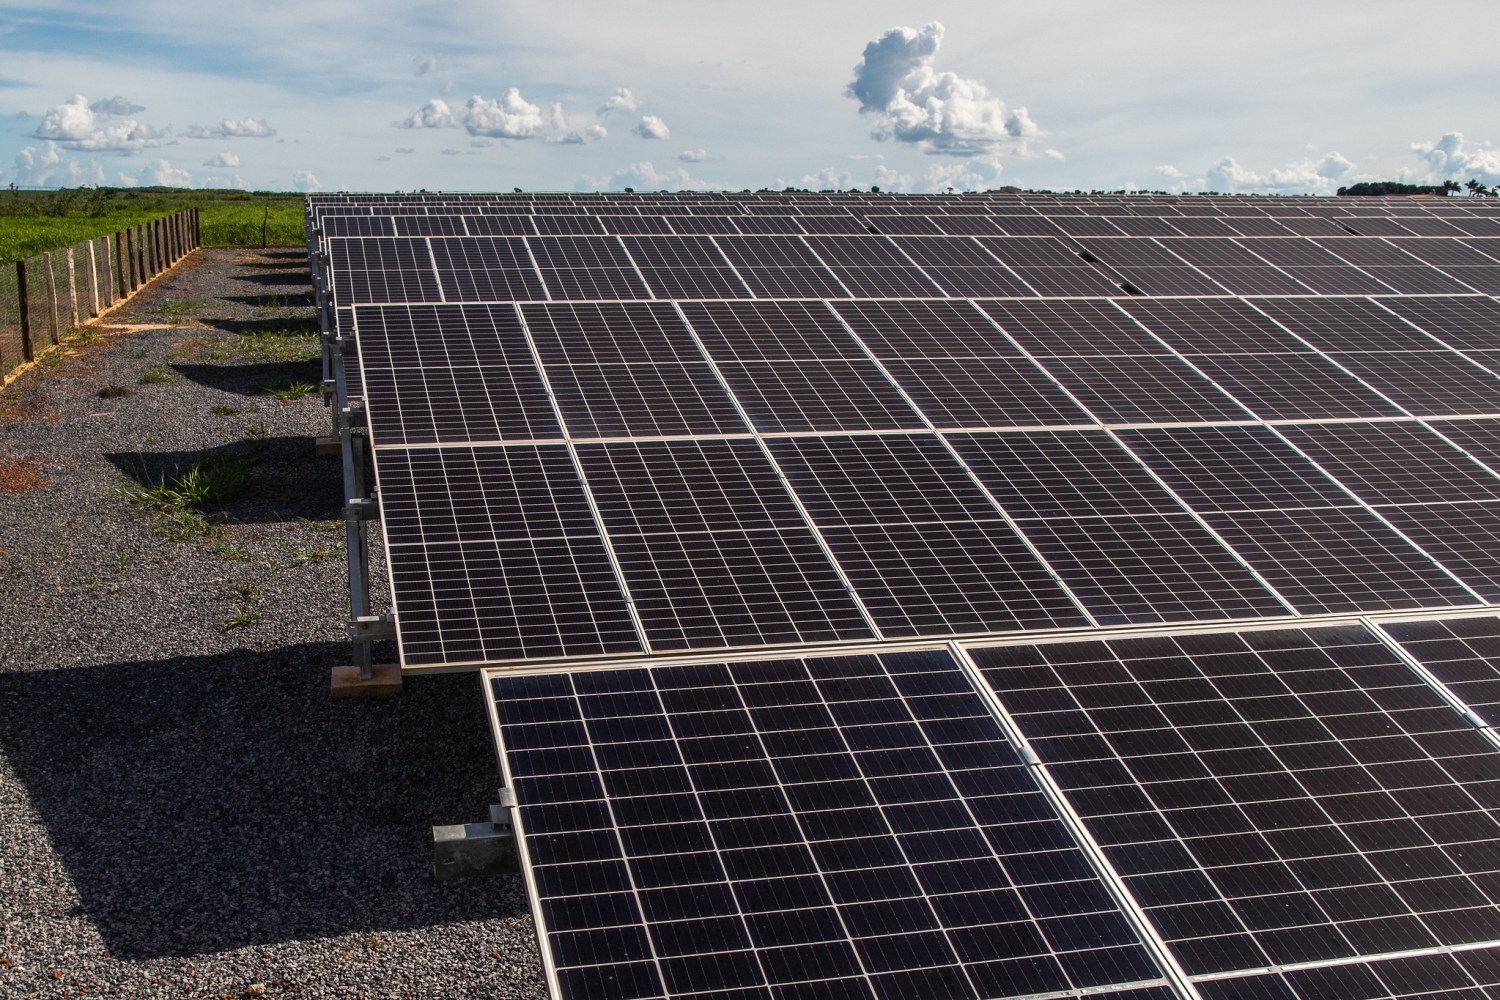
[0,208,200,381]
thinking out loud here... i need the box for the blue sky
[1,0,1497,194]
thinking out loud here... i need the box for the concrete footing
[331,662,402,698]
[314,435,340,458]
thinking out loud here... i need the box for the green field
[0,187,306,262]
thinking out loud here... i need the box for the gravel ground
[0,249,545,999]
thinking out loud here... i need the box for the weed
[241,339,319,363]
[97,384,132,399]
[243,422,271,441]
[231,579,261,602]
[260,380,316,402]
[215,606,260,630]
[213,538,250,561]
[288,542,339,561]
[210,404,240,416]
[115,454,248,512]
[113,546,129,572]
[157,508,222,542]
[296,515,343,533]
[126,347,148,359]
[140,367,173,384]
[161,298,209,315]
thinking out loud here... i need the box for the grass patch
[288,541,339,561]
[215,606,260,630]
[0,187,305,263]
[140,367,173,384]
[210,404,240,415]
[113,453,249,540]
[260,380,316,402]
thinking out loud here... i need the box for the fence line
[1,208,201,383]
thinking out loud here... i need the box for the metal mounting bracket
[348,613,395,642]
[433,790,520,880]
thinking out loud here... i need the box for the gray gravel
[0,249,546,999]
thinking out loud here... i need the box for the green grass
[114,454,248,513]
[140,366,173,384]
[0,187,305,262]
[260,379,317,401]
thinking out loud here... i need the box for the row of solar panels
[327,293,1500,670]
[489,616,1500,1000]
[324,232,1500,301]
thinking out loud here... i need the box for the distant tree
[1467,178,1494,197]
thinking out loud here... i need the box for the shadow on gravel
[220,293,316,309]
[171,359,321,394]
[105,436,344,523]
[0,645,523,959]
[236,270,312,286]
[201,317,319,337]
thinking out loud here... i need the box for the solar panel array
[310,191,1500,1000]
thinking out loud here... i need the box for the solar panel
[491,648,1181,1000]
[974,625,1500,975]
[309,192,1500,1000]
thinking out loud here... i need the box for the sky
[0,0,1497,195]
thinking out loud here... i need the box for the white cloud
[1157,164,1185,178]
[202,151,241,168]
[873,164,913,192]
[293,169,320,192]
[395,98,457,129]
[375,155,391,162]
[32,94,166,153]
[395,147,415,154]
[185,117,277,139]
[924,159,999,192]
[598,87,640,115]
[470,139,493,148]
[1044,148,1066,162]
[1202,151,1356,194]
[89,96,145,116]
[440,148,462,155]
[584,124,608,141]
[633,115,670,140]
[396,90,603,143]
[464,90,551,138]
[10,142,105,186]
[414,56,438,77]
[845,22,1041,157]
[787,167,852,190]
[578,160,711,192]
[1412,132,1500,186]
[132,158,192,187]
[678,148,712,163]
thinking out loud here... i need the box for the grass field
[0,187,306,262]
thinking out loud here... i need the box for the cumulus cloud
[846,22,1040,157]
[129,159,192,187]
[1412,132,1500,186]
[633,115,670,140]
[785,167,852,190]
[32,94,166,153]
[89,96,145,116]
[396,90,604,143]
[203,151,241,168]
[1203,151,1355,194]
[578,161,711,192]
[414,56,438,77]
[396,98,457,129]
[11,142,105,186]
[598,88,640,115]
[678,148,712,163]
[924,159,1000,192]
[873,164,913,192]
[293,170,321,192]
[584,124,608,141]
[185,117,276,139]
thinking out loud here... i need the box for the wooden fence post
[42,252,60,345]
[65,246,79,329]
[87,240,100,316]
[16,261,32,362]
[115,230,127,297]
[194,207,201,247]
[134,225,147,284]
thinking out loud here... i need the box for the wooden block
[314,435,341,458]
[331,662,402,699]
